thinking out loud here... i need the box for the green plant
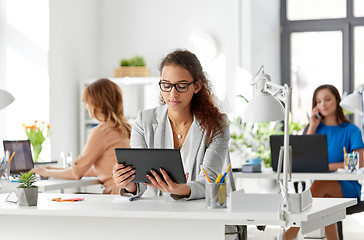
[18,171,38,188]
[229,95,305,168]
[230,117,282,168]
[120,59,130,66]
[120,56,146,67]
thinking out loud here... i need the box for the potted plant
[114,55,150,77]
[15,171,39,206]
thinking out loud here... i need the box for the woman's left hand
[145,168,191,196]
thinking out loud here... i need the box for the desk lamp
[340,85,364,140]
[0,88,15,110]
[340,84,364,114]
[231,66,312,235]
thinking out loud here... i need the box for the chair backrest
[346,201,364,215]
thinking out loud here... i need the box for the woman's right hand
[307,107,321,134]
[113,163,137,194]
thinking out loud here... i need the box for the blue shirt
[315,122,364,163]
[315,122,364,200]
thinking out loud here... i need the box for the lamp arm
[264,81,287,103]
[279,84,292,223]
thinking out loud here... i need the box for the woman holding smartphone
[112,49,230,200]
[286,84,364,240]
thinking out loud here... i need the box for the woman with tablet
[285,84,364,240]
[31,79,131,194]
[112,49,230,200]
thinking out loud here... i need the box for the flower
[23,121,51,162]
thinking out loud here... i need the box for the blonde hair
[83,78,131,138]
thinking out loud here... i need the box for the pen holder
[345,152,359,173]
[0,163,11,180]
[205,182,227,209]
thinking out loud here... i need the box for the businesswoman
[286,84,364,240]
[32,79,131,194]
[112,49,230,200]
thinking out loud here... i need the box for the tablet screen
[115,148,186,184]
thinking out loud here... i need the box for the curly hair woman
[112,49,230,200]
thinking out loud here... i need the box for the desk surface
[234,168,364,181]
[0,193,356,228]
[0,177,100,193]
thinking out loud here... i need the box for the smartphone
[316,112,321,119]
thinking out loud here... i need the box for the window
[0,0,49,157]
[281,0,364,124]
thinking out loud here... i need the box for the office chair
[337,201,364,240]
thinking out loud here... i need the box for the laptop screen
[270,134,329,173]
[3,140,34,174]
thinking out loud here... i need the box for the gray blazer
[123,105,231,200]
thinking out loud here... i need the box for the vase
[16,187,38,206]
[32,144,42,163]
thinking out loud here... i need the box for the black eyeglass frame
[158,80,197,93]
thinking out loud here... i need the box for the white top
[165,116,194,175]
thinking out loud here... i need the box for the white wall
[98,0,241,111]
[251,0,280,83]
[49,0,99,160]
[48,0,280,160]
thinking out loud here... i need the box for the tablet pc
[115,148,186,184]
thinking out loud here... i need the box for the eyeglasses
[159,80,196,93]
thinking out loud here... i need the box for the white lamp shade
[0,89,15,110]
[340,91,363,113]
[242,92,285,123]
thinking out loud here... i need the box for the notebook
[270,134,330,173]
[3,140,34,174]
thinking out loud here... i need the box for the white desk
[0,193,356,240]
[0,177,101,194]
[234,169,364,181]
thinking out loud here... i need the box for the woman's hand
[112,163,136,194]
[31,166,49,178]
[307,106,321,134]
[145,168,191,196]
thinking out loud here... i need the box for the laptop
[3,140,34,174]
[270,134,330,173]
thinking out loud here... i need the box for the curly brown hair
[159,49,226,145]
[83,78,131,138]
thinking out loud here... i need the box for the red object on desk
[53,198,85,202]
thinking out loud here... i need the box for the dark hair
[304,84,351,134]
[159,49,225,145]
[83,78,131,138]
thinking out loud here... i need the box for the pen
[219,164,231,183]
[8,152,15,164]
[343,147,348,169]
[215,173,222,183]
[129,197,137,202]
[202,168,211,183]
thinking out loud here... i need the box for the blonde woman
[32,78,131,194]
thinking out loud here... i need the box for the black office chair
[337,201,364,240]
